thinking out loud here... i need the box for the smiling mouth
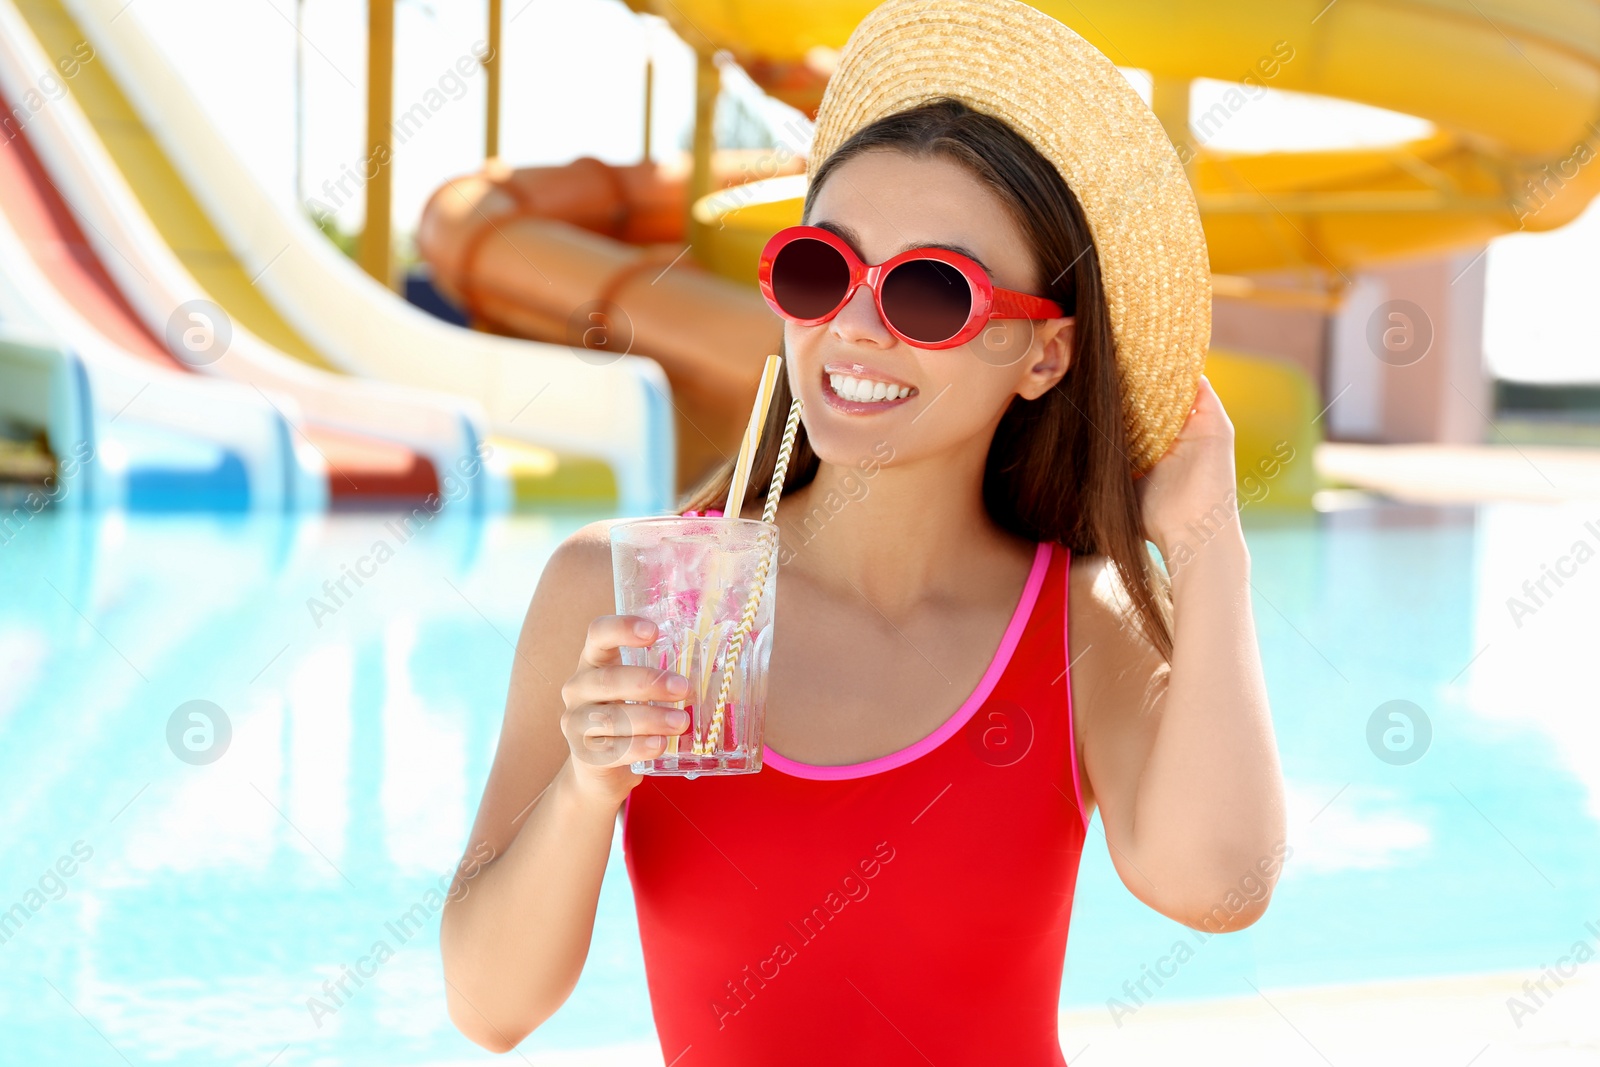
[822,370,918,407]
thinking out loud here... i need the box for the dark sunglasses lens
[771,238,850,319]
[881,259,972,344]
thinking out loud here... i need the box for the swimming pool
[2,501,1596,1064]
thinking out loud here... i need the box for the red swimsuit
[623,536,1088,1065]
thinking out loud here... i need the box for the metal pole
[687,46,718,236]
[642,54,654,163]
[360,0,395,288]
[485,0,502,160]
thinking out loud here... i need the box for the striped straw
[695,396,803,757]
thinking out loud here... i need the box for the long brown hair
[683,97,1174,660]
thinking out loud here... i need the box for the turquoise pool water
[2,502,1597,1064]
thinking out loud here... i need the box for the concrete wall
[1325,246,1491,444]
[1212,245,1491,446]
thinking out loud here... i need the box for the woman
[441,0,1285,1061]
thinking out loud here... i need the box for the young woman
[441,3,1285,1062]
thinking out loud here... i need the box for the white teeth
[828,373,912,403]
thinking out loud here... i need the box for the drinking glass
[609,516,778,777]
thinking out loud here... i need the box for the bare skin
[439,149,1286,1052]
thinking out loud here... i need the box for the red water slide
[0,88,437,504]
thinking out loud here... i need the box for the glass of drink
[609,515,778,777]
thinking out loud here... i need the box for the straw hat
[806,0,1212,475]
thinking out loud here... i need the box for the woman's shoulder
[552,504,714,558]
[1066,551,1170,695]
[555,516,622,556]
[534,518,628,613]
[542,510,712,595]
[1062,556,1152,639]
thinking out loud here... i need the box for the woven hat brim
[806,0,1212,474]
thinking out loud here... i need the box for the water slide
[0,0,530,513]
[416,0,1599,502]
[0,117,312,511]
[50,0,675,513]
[417,151,807,491]
[661,0,1600,274]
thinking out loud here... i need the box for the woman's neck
[764,445,1030,615]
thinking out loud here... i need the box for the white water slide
[0,0,505,512]
[58,0,675,513]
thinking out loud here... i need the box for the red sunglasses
[757,224,1072,350]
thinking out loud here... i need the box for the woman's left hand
[1133,374,1239,559]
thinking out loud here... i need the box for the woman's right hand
[559,615,691,806]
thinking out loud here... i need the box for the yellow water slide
[426,1,1598,506]
[670,0,1600,279]
[664,0,1600,507]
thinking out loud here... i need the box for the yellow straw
[723,354,783,520]
[674,355,782,760]
[695,396,803,757]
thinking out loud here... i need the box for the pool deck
[1053,967,1600,1066]
[437,966,1599,1065]
[1316,441,1600,503]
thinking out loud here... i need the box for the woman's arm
[1079,377,1287,931]
[439,520,690,1051]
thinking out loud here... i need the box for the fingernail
[647,735,665,748]
[666,674,688,696]
[666,710,689,729]
[633,620,654,639]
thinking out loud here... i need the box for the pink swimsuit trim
[762,540,1054,781]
